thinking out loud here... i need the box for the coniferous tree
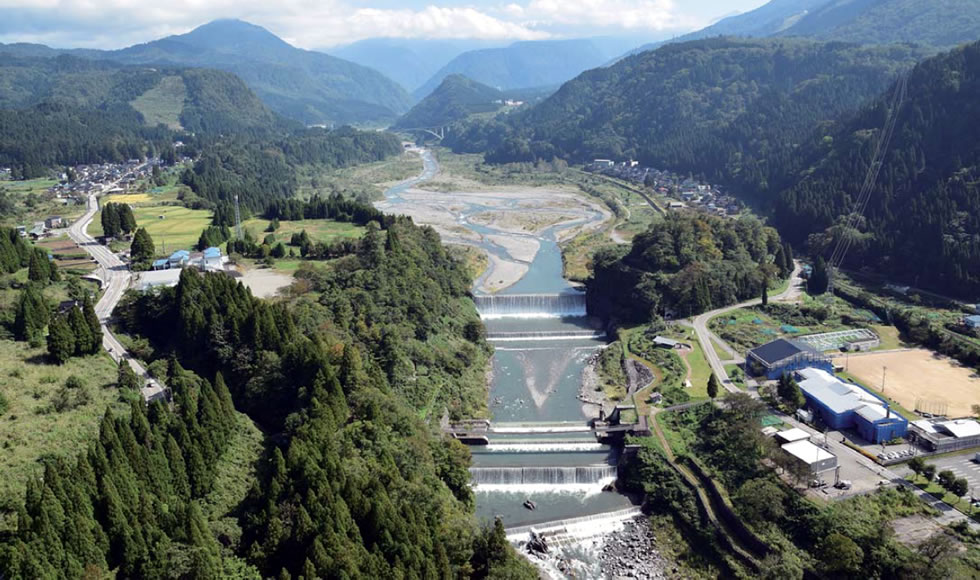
[120,205,137,234]
[47,315,76,364]
[117,361,142,391]
[101,204,121,238]
[707,372,720,399]
[27,249,49,283]
[82,295,102,354]
[14,284,49,344]
[130,228,155,267]
[809,256,829,295]
[67,306,94,356]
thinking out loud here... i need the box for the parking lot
[894,451,980,498]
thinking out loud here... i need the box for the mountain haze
[413,39,609,100]
[329,38,507,93]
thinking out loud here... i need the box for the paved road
[690,261,804,392]
[66,177,167,403]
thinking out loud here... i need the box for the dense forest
[773,40,980,296]
[392,74,503,130]
[180,127,402,213]
[589,214,788,323]
[447,37,921,195]
[1,214,533,577]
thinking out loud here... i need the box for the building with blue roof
[795,367,907,443]
[168,250,190,269]
[965,314,980,330]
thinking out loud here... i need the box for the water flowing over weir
[487,330,606,342]
[470,466,617,486]
[475,293,587,319]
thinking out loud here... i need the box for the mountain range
[0,20,413,127]
[328,38,508,94]
[412,39,614,101]
[624,0,980,59]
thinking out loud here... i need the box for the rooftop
[203,247,221,258]
[775,428,810,443]
[938,419,980,439]
[749,338,821,366]
[797,367,887,416]
[782,440,834,465]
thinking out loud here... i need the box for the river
[379,149,641,578]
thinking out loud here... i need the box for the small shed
[782,440,837,473]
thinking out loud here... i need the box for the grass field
[90,204,212,255]
[242,218,365,247]
[129,75,186,130]
[0,342,130,508]
[836,349,980,418]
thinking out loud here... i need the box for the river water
[380,149,640,577]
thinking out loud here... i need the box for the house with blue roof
[965,314,980,330]
[168,250,190,269]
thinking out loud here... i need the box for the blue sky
[0,0,769,49]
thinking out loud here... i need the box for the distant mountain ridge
[0,19,414,126]
[392,74,504,130]
[621,0,980,60]
[328,38,507,93]
[413,39,610,100]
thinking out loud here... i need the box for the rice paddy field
[88,204,213,255]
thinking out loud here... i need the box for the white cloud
[513,0,696,31]
[0,0,697,49]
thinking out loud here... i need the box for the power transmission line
[827,73,908,293]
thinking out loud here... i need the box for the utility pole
[881,366,887,395]
[234,194,243,241]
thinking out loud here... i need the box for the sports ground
[835,349,980,418]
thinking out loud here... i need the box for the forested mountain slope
[0,55,290,176]
[414,39,609,100]
[392,74,504,130]
[0,20,413,126]
[449,38,922,195]
[622,0,980,61]
[774,40,980,295]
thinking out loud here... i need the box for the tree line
[589,214,789,323]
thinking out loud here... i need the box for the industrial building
[746,338,832,379]
[795,367,908,443]
[781,440,837,474]
[909,418,980,453]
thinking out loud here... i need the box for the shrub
[65,375,85,390]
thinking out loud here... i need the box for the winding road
[66,177,167,403]
[691,260,804,392]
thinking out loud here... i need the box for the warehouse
[909,418,980,452]
[781,440,837,474]
[746,338,832,379]
[795,367,908,443]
